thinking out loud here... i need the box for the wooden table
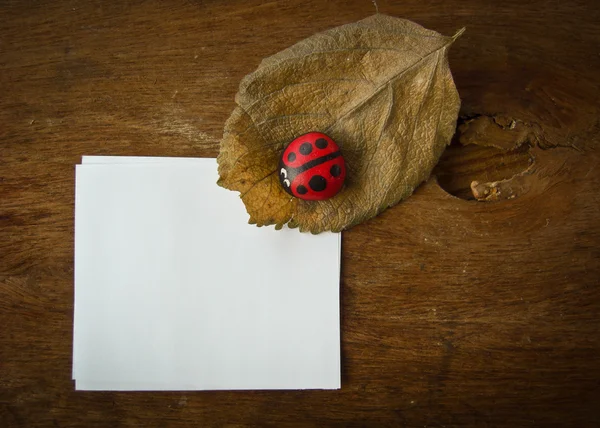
[2,1,599,426]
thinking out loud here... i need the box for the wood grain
[1,0,599,426]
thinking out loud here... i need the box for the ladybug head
[280,167,291,191]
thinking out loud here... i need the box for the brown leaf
[218,14,463,233]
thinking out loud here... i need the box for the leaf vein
[246,78,374,111]
[324,40,453,134]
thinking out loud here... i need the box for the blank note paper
[73,156,341,391]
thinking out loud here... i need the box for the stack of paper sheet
[73,156,341,391]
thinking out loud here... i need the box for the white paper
[73,157,341,391]
[81,155,207,165]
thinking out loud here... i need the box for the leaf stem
[452,27,466,42]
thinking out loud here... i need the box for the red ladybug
[278,132,346,201]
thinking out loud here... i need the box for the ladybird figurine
[278,132,346,201]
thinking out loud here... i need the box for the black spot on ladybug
[297,185,308,195]
[330,164,341,177]
[287,152,296,162]
[299,143,312,155]
[315,138,328,149]
[309,175,327,192]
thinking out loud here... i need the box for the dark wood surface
[2,1,599,426]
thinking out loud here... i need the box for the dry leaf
[217,14,463,233]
